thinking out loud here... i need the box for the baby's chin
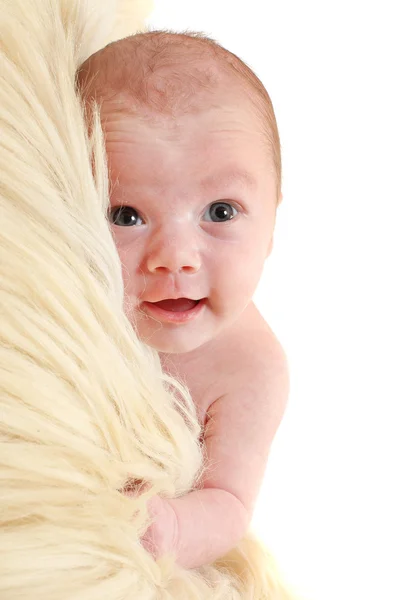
[135,322,215,356]
[141,332,208,355]
[126,302,231,355]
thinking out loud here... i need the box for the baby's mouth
[140,297,205,324]
[149,298,200,312]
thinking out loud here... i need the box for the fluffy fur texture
[0,1,294,598]
[109,0,155,42]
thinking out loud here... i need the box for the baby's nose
[146,232,201,274]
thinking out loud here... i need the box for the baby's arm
[146,488,250,568]
[144,336,289,568]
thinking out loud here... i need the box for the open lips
[140,298,206,323]
[152,298,199,312]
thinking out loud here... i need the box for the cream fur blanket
[0,1,294,598]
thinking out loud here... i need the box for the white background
[147,3,408,599]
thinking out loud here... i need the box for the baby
[78,31,289,569]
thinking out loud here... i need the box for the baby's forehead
[81,31,273,116]
[77,32,281,193]
[81,47,236,119]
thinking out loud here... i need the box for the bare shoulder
[207,302,289,404]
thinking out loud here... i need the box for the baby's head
[78,31,281,354]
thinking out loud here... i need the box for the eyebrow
[200,169,257,191]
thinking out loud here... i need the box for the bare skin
[157,302,289,568]
[81,48,288,567]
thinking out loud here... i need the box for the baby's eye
[202,202,238,223]
[109,206,144,227]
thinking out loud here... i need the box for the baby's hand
[141,495,179,559]
[121,480,178,559]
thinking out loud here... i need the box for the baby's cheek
[114,239,142,283]
[217,246,263,290]
[110,241,144,307]
[120,261,141,304]
[215,251,265,317]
